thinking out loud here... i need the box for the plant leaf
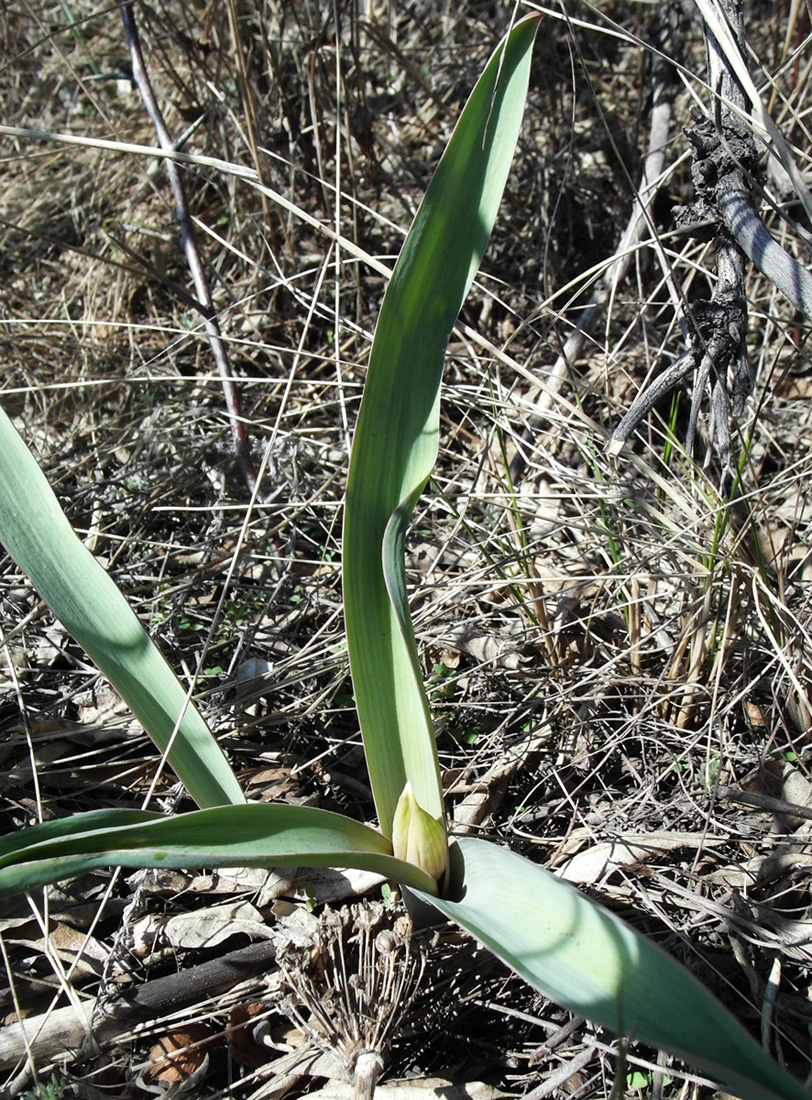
[0,805,439,898]
[419,839,807,1100]
[343,15,540,839]
[0,406,243,809]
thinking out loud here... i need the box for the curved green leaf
[419,839,807,1100]
[0,804,439,899]
[343,15,540,839]
[0,406,243,809]
[0,808,166,859]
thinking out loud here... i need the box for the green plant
[19,1072,68,1100]
[0,18,807,1100]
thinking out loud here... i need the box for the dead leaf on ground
[131,899,270,958]
[143,1022,216,1089]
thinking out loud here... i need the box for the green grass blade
[421,839,806,1100]
[0,407,243,809]
[0,805,439,898]
[343,15,540,839]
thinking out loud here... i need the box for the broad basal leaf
[420,839,807,1100]
[0,805,439,898]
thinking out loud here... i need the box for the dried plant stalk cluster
[277,900,425,1099]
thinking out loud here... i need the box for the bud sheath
[391,781,447,881]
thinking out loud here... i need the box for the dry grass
[2,1,812,1097]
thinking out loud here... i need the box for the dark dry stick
[118,0,258,494]
[607,0,754,474]
[510,4,680,484]
[0,940,279,1080]
[719,183,812,319]
[610,0,812,469]
[720,786,812,823]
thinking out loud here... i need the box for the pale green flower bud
[391,781,447,881]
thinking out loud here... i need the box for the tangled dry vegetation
[2,1,812,1097]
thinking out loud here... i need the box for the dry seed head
[278,900,425,1097]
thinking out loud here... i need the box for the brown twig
[609,0,812,473]
[510,3,680,484]
[118,0,258,494]
[0,940,278,1078]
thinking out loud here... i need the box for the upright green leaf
[343,15,540,840]
[0,407,243,808]
[420,839,807,1100]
